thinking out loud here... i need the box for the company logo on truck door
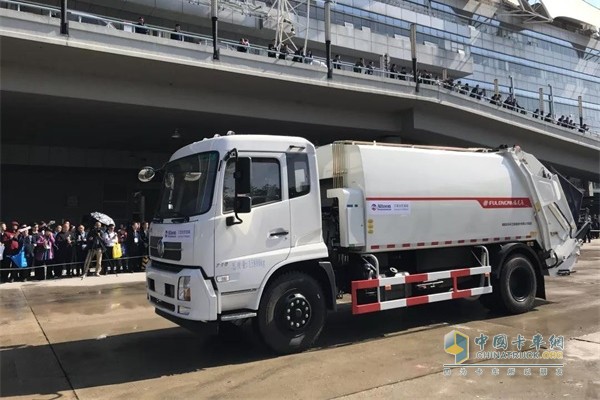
[478,198,532,209]
[161,226,194,242]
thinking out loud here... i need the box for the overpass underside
[1,9,598,222]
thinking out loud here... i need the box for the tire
[257,271,326,354]
[498,254,537,314]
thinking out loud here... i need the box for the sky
[584,0,600,9]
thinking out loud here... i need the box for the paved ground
[1,242,599,400]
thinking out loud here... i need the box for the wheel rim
[509,266,533,302]
[276,292,312,333]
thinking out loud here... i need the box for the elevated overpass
[1,4,598,221]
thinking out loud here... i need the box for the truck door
[214,152,291,294]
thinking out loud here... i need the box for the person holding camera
[35,227,56,279]
[83,221,106,277]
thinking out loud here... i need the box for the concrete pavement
[1,242,599,399]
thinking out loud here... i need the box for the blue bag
[9,246,28,268]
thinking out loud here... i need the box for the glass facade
[298,0,600,130]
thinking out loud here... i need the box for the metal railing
[1,0,599,138]
[0,254,147,282]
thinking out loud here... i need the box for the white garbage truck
[138,133,583,354]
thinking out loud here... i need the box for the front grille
[150,260,205,275]
[151,260,185,274]
[147,278,155,291]
[150,236,161,247]
[149,236,182,261]
[149,295,175,312]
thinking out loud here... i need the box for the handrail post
[60,0,69,35]
[410,24,418,93]
[325,0,332,79]
[211,0,219,60]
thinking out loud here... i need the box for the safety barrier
[0,254,147,281]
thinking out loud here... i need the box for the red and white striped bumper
[351,266,493,315]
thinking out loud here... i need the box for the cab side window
[287,153,310,199]
[223,158,282,212]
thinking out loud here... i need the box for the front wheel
[257,272,326,354]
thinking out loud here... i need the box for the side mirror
[234,196,252,214]
[235,157,252,195]
[138,166,156,182]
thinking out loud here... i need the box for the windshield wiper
[171,216,190,223]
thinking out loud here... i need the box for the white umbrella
[90,211,115,226]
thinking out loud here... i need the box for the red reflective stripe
[493,237,500,241]
[402,243,411,248]
[371,245,380,250]
[458,240,465,244]
[365,197,531,209]
[417,242,425,247]
[445,241,453,245]
[470,239,478,243]
[482,238,489,242]
[353,303,381,315]
[352,279,379,290]
[504,237,511,240]
[405,273,429,284]
[515,236,522,239]
[351,279,381,315]
[431,241,439,245]
[450,269,471,278]
[452,289,472,299]
[406,295,430,306]
[387,244,396,249]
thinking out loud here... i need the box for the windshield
[155,151,219,219]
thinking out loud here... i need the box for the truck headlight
[178,276,191,301]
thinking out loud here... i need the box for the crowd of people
[0,219,150,283]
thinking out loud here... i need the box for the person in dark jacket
[83,221,106,277]
[55,221,75,278]
[74,224,88,277]
[171,24,182,41]
[126,222,143,272]
[135,16,148,35]
[29,224,45,280]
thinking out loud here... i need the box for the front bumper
[146,263,218,322]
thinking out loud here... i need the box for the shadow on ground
[0,296,549,398]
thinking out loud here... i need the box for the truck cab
[143,134,332,351]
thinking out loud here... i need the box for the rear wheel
[481,254,536,314]
[257,272,326,354]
